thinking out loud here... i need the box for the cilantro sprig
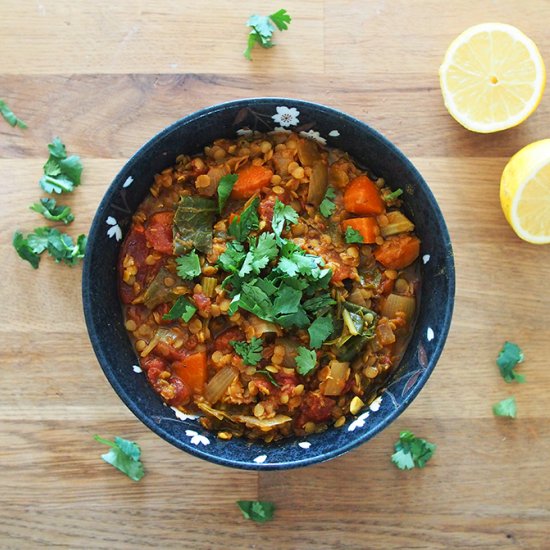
[237,501,275,522]
[295,346,317,375]
[244,9,292,61]
[39,137,83,194]
[218,174,238,213]
[0,99,27,129]
[162,296,197,323]
[231,337,263,366]
[94,435,144,482]
[319,186,337,218]
[492,396,517,418]
[497,341,525,383]
[228,197,260,241]
[308,316,334,349]
[176,250,201,280]
[13,228,86,269]
[344,226,364,244]
[391,430,436,470]
[30,198,74,224]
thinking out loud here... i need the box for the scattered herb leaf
[0,99,27,129]
[228,197,260,242]
[39,137,83,194]
[319,186,337,218]
[231,337,263,366]
[385,188,403,201]
[345,226,364,244]
[162,296,197,323]
[176,250,201,280]
[497,341,525,383]
[30,198,74,224]
[93,435,144,482]
[244,9,292,60]
[256,370,280,387]
[492,396,517,418]
[218,174,239,213]
[308,316,334,349]
[295,346,317,375]
[391,430,436,470]
[237,500,275,523]
[13,231,41,269]
[272,199,299,238]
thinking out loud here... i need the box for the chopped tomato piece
[145,211,174,255]
[193,292,211,314]
[298,392,335,425]
[214,327,244,353]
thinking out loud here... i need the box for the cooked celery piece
[380,211,415,237]
[204,366,238,404]
[201,276,217,297]
[381,293,416,321]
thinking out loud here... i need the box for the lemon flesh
[500,139,550,244]
[440,23,546,133]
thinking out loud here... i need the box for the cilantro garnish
[385,188,403,201]
[176,250,201,280]
[391,430,436,470]
[231,337,263,366]
[0,99,27,129]
[256,370,280,387]
[30,198,74,224]
[39,137,83,194]
[94,435,144,482]
[319,186,337,218]
[272,199,298,238]
[218,174,238,213]
[228,197,260,242]
[308,316,334,349]
[13,227,86,268]
[163,296,197,323]
[345,226,364,244]
[238,233,278,277]
[295,346,317,375]
[492,396,517,418]
[244,9,292,61]
[303,294,336,313]
[237,500,275,522]
[497,341,525,383]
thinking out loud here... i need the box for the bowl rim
[82,97,455,470]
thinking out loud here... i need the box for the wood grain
[1,0,550,548]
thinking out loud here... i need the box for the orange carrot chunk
[374,234,420,270]
[342,217,380,244]
[231,165,274,199]
[343,175,385,215]
[172,351,207,396]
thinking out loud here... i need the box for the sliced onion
[307,161,328,206]
[381,293,416,321]
[232,414,292,431]
[380,211,415,237]
[204,366,238,404]
[321,360,350,396]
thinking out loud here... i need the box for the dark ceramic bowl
[82,98,455,470]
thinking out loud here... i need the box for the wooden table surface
[2,1,550,548]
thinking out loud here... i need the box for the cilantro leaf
[231,337,263,366]
[39,138,83,194]
[218,174,238,213]
[176,250,201,280]
[308,316,334,349]
[272,199,298,238]
[94,435,144,482]
[345,226,364,244]
[237,501,275,523]
[391,430,436,470]
[272,285,302,315]
[0,99,27,129]
[256,369,280,387]
[303,294,336,313]
[319,186,337,218]
[244,9,291,60]
[30,198,74,224]
[228,198,260,242]
[385,188,403,201]
[13,231,41,269]
[496,341,525,383]
[295,346,317,376]
[232,281,273,319]
[162,296,197,323]
[492,396,517,418]
[269,9,292,31]
[218,241,246,273]
[239,233,278,277]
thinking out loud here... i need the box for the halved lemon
[440,23,546,133]
[500,139,550,244]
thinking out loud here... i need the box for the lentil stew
[118,131,421,442]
